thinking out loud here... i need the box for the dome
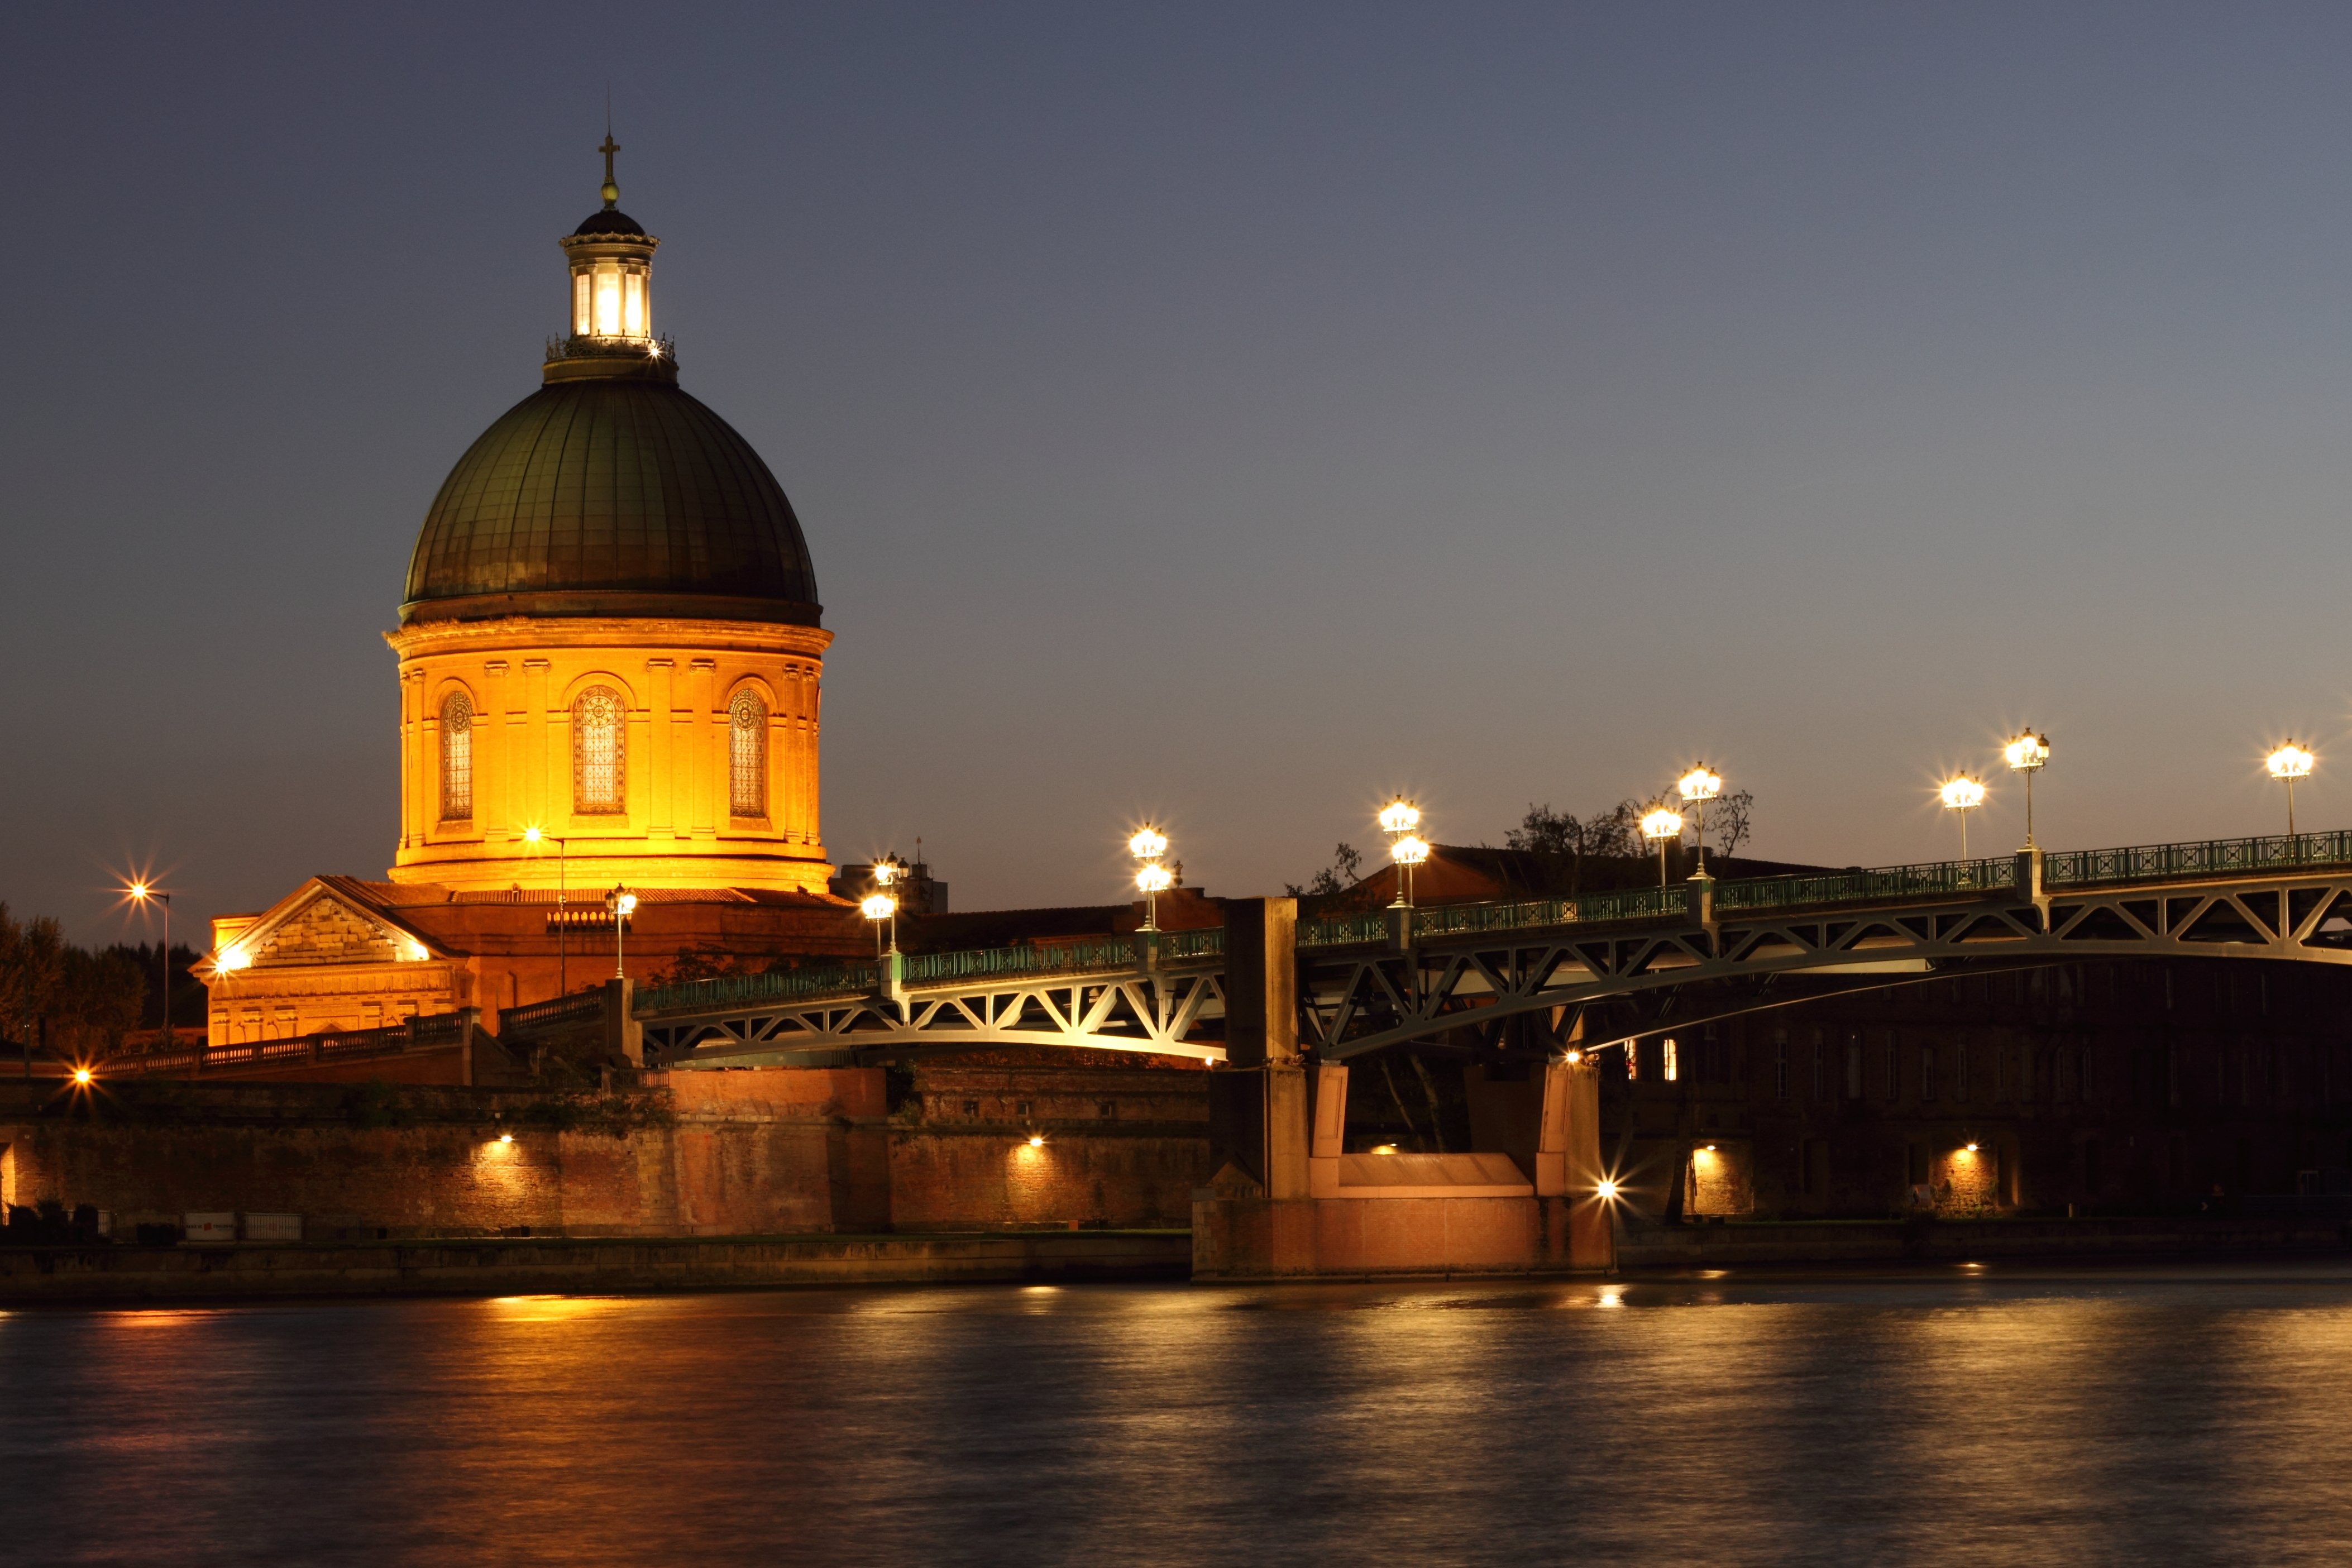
[401,368,821,627]
[573,208,646,237]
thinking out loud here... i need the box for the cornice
[386,616,834,659]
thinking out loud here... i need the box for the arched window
[573,687,626,814]
[438,691,473,821]
[730,690,767,818]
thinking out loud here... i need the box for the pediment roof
[215,877,446,971]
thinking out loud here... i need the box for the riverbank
[0,1229,1191,1304]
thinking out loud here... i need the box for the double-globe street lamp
[1676,766,1723,878]
[604,886,637,979]
[2268,742,2316,840]
[2002,730,2050,846]
[1938,775,1987,863]
[1129,828,1172,931]
[1379,799,1429,909]
[1639,804,1684,888]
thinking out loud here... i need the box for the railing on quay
[93,1015,460,1077]
[497,990,610,1035]
[2044,830,2352,888]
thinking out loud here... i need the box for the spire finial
[599,131,620,208]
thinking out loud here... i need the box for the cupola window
[573,687,627,814]
[730,691,767,818]
[438,691,473,821]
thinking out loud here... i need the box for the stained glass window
[439,691,472,821]
[574,687,625,814]
[730,690,767,818]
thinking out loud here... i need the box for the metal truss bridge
[638,829,2352,1070]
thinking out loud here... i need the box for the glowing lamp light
[1027,1134,1045,1149]
[214,947,251,973]
[522,826,543,845]
[1596,1179,1620,1200]
[499,1132,514,1145]
[2268,743,2316,782]
[1136,862,1173,895]
[1939,776,1986,812]
[1377,800,1421,836]
[1676,766,1722,804]
[1371,1144,1399,1155]
[612,892,639,919]
[1639,807,1683,842]
[1128,826,1169,861]
[71,1068,93,1087]
[128,881,151,902]
[860,892,897,922]
[1390,835,1431,867]
[1964,1141,1980,1153]
[1562,1048,1585,1066]
[2002,732,2050,773]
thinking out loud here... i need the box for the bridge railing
[635,964,879,1016]
[900,938,1136,987]
[2044,830,2352,888]
[1715,857,2017,913]
[1299,912,1393,948]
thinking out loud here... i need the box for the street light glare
[860,892,897,922]
[71,1068,93,1086]
[2002,732,2050,772]
[522,826,542,845]
[1135,862,1173,894]
[2267,743,2315,781]
[1127,827,1168,861]
[1676,766,1722,804]
[1377,799,1421,835]
[1639,806,1684,842]
[1939,776,1987,811]
[1390,835,1431,867]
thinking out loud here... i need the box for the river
[7,1261,2352,1565]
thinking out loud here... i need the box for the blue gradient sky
[8,3,2352,943]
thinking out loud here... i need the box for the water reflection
[8,1263,2352,1564]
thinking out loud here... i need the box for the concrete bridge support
[1194,897,1614,1279]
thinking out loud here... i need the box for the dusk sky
[9,3,2352,945]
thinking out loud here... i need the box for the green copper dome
[401,365,820,627]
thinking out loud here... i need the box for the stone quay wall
[0,1058,1212,1243]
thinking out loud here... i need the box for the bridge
[628,828,2352,1072]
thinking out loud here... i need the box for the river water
[7,1261,2352,1565]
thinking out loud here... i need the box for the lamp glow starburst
[1639,805,1684,887]
[2268,741,2316,840]
[2002,730,2050,845]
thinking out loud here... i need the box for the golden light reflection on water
[11,1269,2352,1562]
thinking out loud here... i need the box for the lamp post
[523,827,570,994]
[2267,742,2315,841]
[1639,804,1684,888]
[860,890,898,957]
[2001,731,2050,847]
[1129,827,1170,931]
[604,886,637,979]
[1677,766,1723,878]
[1379,799,1427,909]
[126,880,173,1047]
[1939,775,1987,863]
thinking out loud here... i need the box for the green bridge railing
[640,830,2352,1015]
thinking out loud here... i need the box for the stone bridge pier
[1192,898,1614,1280]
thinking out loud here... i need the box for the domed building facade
[388,162,830,895]
[198,150,870,1054]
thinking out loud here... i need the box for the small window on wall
[573,687,627,813]
[439,691,473,820]
[730,690,768,818]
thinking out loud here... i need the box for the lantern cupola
[549,135,670,384]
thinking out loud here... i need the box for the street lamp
[1677,766,1723,878]
[2001,731,2050,846]
[126,879,173,1046]
[2267,742,2315,840]
[1129,827,1171,931]
[522,827,571,994]
[1378,800,1427,908]
[1939,775,1987,863]
[604,886,637,979]
[860,890,898,957]
[1639,804,1684,888]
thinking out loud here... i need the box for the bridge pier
[1194,897,1613,1280]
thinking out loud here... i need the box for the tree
[50,948,146,1057]
[1711,788,1756,860]
[1284,843,1363,898]
[1506,801,1643,892]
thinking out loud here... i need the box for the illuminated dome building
[388,145,830,895]
[200,145,862,1049]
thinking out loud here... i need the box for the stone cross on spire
[599,133,620,207]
